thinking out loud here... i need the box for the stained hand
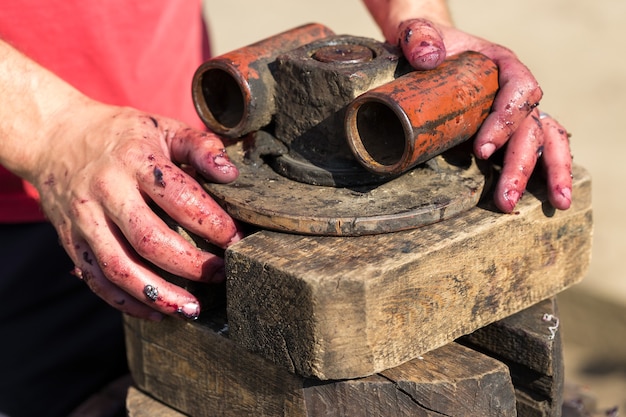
[33,101,243,321]
[396,19,573,213]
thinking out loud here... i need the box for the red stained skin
[357,10,572,214]
[33,102,242,321]
[143,284,199,319]
[397,19,446,70]
[44,173,55,186]
[170,131,239,183]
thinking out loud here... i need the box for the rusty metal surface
[192,23,335,137]
[194,29,497,185]
[267,35,406,186]
[203,139,490,236]
[345,52,498,175]
[192,25,499,235]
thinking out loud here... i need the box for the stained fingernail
[504,189,520,212]
[398,19,446,70]
[177,302,200,320]
[227,231,243,246]
[71,266,84,279]
[556,186,572,209]
[479,143,496,159]
[206,151,238,181]
[213,153,231,167]
[410,46,445,70]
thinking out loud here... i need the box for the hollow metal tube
[192,23,335,138]
[345,51,498,175]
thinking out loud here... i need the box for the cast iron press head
[191,23,498,236]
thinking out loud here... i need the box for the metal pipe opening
[199,68,246,130]
[348,99,407,171]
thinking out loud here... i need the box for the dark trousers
[0,222,128,417]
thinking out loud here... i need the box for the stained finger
[493,110,544,213]
[117,199,227,282]
[69,242,164,321]
[91,163,230,280]
[170,128,239,183]
[540,113,572,210]
[397,19,446,70]
[84,224,204,320]
[135,154,241,248]
[474,50,543,159]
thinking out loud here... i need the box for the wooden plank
[124,313,306,417]
[225,164,592,379]
[377,343,516,417]
[124,315,517,417]
[460,297,564,417]
[303,343,516,417]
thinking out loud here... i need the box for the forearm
[0,39,86,181]
[362,0,453,42]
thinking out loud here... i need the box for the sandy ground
[203,0,626,410]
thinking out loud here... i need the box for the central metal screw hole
[312,44,374,64]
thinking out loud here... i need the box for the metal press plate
[202,141,489,236]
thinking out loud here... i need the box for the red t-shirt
[0,0,210,223]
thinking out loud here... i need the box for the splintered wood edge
[225,165,592,379]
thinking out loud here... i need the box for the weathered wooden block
[461,297,564,417]
[225,165,592,379]
[125,314,517,417]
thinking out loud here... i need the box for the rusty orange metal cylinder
[345,51,498,175]
[192,23,335,138]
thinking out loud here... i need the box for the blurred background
[204,0,626,409]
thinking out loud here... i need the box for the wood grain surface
[225,165,592,379]
[125,315,517,417]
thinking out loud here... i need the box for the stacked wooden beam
[125,165,592,416]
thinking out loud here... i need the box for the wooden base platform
[225,165,591,379]
[126,298,564,417]
[125,164,591,416]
